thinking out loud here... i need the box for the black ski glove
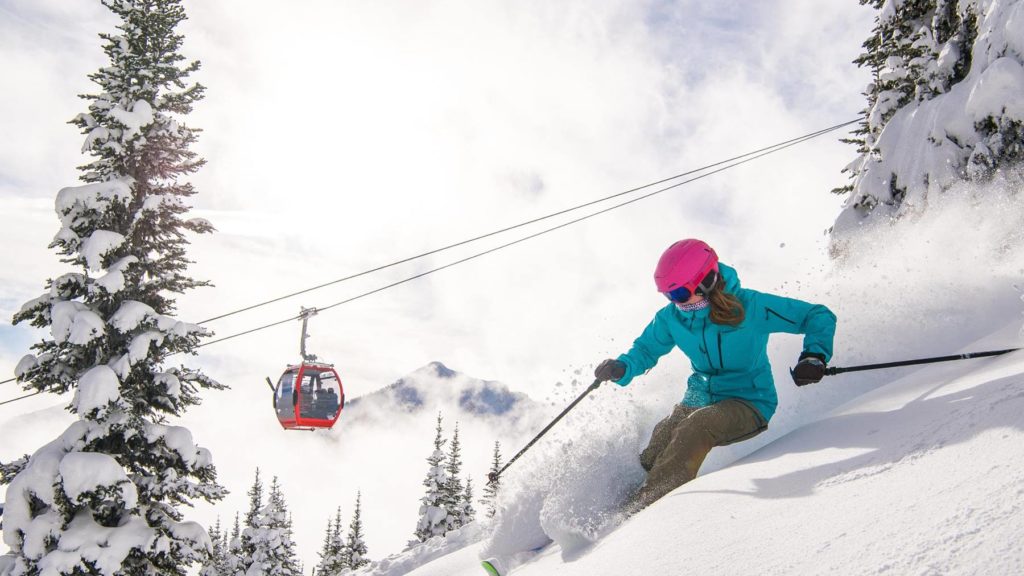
[595,359,626,383]
[791,352,826,386]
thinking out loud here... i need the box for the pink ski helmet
[654,239,720,301]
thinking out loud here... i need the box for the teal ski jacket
[615,263,836,422]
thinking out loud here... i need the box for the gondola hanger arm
[299,307,319,362]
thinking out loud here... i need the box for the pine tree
[2,2,222,575]
[230,514,242,543]
[342,492,370,571]
[237,469,265,576]
[481,441,503,519]
[245,468,265,530]
[832,0,940,203]
[462,475,477,525]
[226,514,243,576]
[236,473,302,576]
[443,423,466,532]
[286,513,299,574]
[201,518,231,576]
[264,478,302,576]
[412,412,450,544]
[315,508,346,575]
[200,518,221,576]
[832,0,1024,232]
[221,526,235,576]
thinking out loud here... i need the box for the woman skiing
[594,238,836,513]
[480,239,836,575]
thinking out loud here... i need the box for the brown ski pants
[627,399,767,514]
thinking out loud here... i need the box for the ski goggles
[663,271,719,303]
[664,285,695,303]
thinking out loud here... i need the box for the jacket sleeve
[746,290,836,363]
[615,307,676,386]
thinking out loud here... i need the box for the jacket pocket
[714,328,738,370]
[717,328,762,373]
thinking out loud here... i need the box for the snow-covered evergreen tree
[200,519,221,576]
[225,514,243,576]
[236,470,264,576]
[200,518,232,576]
[235,472,301,576]
[285,513,299,576]
[1,2,222,576]
[264,478,302,576]
[481,441,502,519]
[342,492,369,571]
[219,523,233,575]
[315,508,346,576]
[462,476,476,525]
[243,469,265,531]
[833,0,1024,242]
[412,413,450,544]
[442,423,467,532]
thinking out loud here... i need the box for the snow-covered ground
[394,324,1024,576]
[343,177,1024,575]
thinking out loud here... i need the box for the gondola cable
[196,119,859,325]
[0,391,41,406]
[202,121,850,346]
[0,119,857,399]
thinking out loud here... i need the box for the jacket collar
[669,301,712,322]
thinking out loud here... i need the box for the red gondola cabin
[273,362,345,430]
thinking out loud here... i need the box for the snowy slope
[401,332,1024,576]
[339,174,1024,576]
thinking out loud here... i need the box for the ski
[480,558,505,576]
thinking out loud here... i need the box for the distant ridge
[343,361,538,421]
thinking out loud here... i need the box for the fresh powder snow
[348,173,1024,575]
[72,365,121,416]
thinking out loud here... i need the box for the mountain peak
[344,362,538,420]
[418,361,456,379]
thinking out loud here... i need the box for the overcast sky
[0,0,878,562]
[0,0,875,396]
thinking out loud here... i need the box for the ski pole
[825,348,1019,376]
[489,379,602,481]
